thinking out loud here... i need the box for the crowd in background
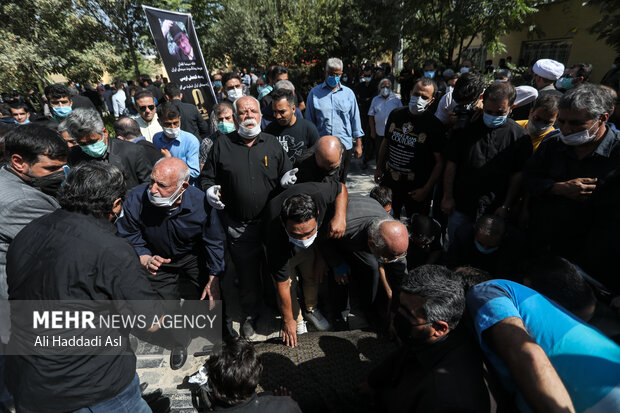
[1,53,620,413]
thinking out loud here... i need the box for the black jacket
[6,209,162,412]
[172,99,210,139]
[68,137,153,191]
[136,139,164,165]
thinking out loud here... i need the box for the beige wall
[466,0,616,82]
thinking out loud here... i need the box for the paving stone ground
[135,157,379,412]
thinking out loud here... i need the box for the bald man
[318,195,408,328]
[117,157,225,369]
[295,135,349,238]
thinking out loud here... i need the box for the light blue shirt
[153,130,200,178]
[467,280,620,413]
[305,82,364,149]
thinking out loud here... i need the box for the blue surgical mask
[217,121,235,134]
[80,137,107,158]
[19,119,31,125]
[257,86,265,95]
[213,80,222,89]
[52,106,72,118]
[557,77,574,90]
[424,71,435,79]
[327,76,340,88]
[475,239,499,254]
[483,112,507,128]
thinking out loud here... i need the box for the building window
[462,46,487,70]
[519,39,573,66]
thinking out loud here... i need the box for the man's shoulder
[0,168,59,211]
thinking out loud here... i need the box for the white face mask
[163,127,181,138]
[527,120,551,137]
[559,121,600,146]
[381,87,390,97]
[460,67,470,73]
[227,88,243,101]
[409,95,429,115]
[288,226,318,249]
[237,118,261,139]
[147,184,184,208]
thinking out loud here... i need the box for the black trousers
[340,148,352,184]
[381,173,431,219]
[328,250,380,319]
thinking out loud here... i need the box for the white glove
[280,168,298,188]
[206,185,225,210]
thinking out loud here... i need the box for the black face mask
[26,169,65,197]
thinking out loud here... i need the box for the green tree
[401,0,538,69]
[0,0,120,89]
[587,0,620,54]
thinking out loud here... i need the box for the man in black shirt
[6,163,160,413]
[200,96,294,337]
[263,182,341,347]
[375,77,445,219]
[265,88,319,164]
[524,84,620,291]
[441,81,532,246]
[294,135,348,238]
[362,265,490,413]
[65,108,153,191]
[164,82,210,140]
[113,116,163,165]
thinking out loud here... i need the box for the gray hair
[57,119,68,133]
[378,78,392,91]
[274,80,295,91]
[400,265,465,329]
[211,101,234,131]
[559,83,609,120]
[367,217,394,251]
[64,108,104,140]
[153,157,190,186]
[326,58,343,72]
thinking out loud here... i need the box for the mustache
[241,119,258,128]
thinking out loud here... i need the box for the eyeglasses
[377,251,407,264]
[139,105,155,112]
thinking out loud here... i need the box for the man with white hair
[306,57,364,182]
[200,96,295,337]
[117,157,225,369]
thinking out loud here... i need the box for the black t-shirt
[294,148,343,184]
[264,118,320,164]
[384,107,445,187]
[445,117,532,218]
[263,182,341,282]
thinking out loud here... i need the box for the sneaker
[305,309,331,331]
[297,320,308,335]
[241,316,256,337]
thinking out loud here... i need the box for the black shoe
[148,396,171,413]
[170,346,187,370]
[241,316,256,337]
[142,389,162,404]
[139,381,149,394]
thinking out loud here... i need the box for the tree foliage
[0,0,540,90]
[587,0,620,54]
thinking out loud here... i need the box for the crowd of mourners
[1,53,620,413]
